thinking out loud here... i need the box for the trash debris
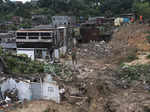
[78,41,112,59]
[0,74,61,108]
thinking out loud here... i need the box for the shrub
[146,35,150,43]
[127,53,138,62]
[4,54,44,74]
[117,64,150,86]
[146,54,150,59]
[44,63,62,75]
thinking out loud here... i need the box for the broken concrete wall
[0,75,60,103]
[0,78,32,100]
[16,81,32,100]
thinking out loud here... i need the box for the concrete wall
[17,48,35,60]
[42,82,60,103]
[0,78,32,100]
[31,82,42,100]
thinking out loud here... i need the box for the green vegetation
[0,47,3,55]
[0,48,44,74]
[117,48,138,65]
[146,35,150,43]
[144,107,150,112]
[0,47,72,76]
[127,53,138,62]
[4,54,44,74]
[118,64,150,85]
[0,0,150,23]
[133,1,150,19]
[146,54,150,59]
[44,63,62,75]
[44,63,72,77]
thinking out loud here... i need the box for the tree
[133,1,150,18]
[99,0,134,15]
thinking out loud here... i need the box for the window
[28,33,39,36]
[41,37,51,39]
[29,37,38,39]
[17,32,27,36]
[41,32,51,36]
[17,37,26,39]
[35,49,42,58]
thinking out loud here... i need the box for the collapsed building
[0,74,60,103]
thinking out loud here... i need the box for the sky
[11,0,31,3]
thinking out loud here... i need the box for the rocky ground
[5,23,150,112]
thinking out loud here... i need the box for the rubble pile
[4,89,18,102]
[2,24,150,112]
[78,41,112,59]
[106,88,150,112]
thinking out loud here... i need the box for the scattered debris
[78,41,112,59]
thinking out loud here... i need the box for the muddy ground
[6,23,150,112]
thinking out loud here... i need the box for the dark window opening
[17,36,26,39]
[29,37,38,39]
[35,49,42,58]
[28,33,39,36]
[41,37,51,39]
[17,32,27,36]
[41,32,51,36]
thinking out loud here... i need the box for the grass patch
[146,54,150,59]
[144,31,150,34]
[145,35,150,43]
[118,53,138,65]
[127,53,138,62]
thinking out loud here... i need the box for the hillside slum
[1,15,150,112]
